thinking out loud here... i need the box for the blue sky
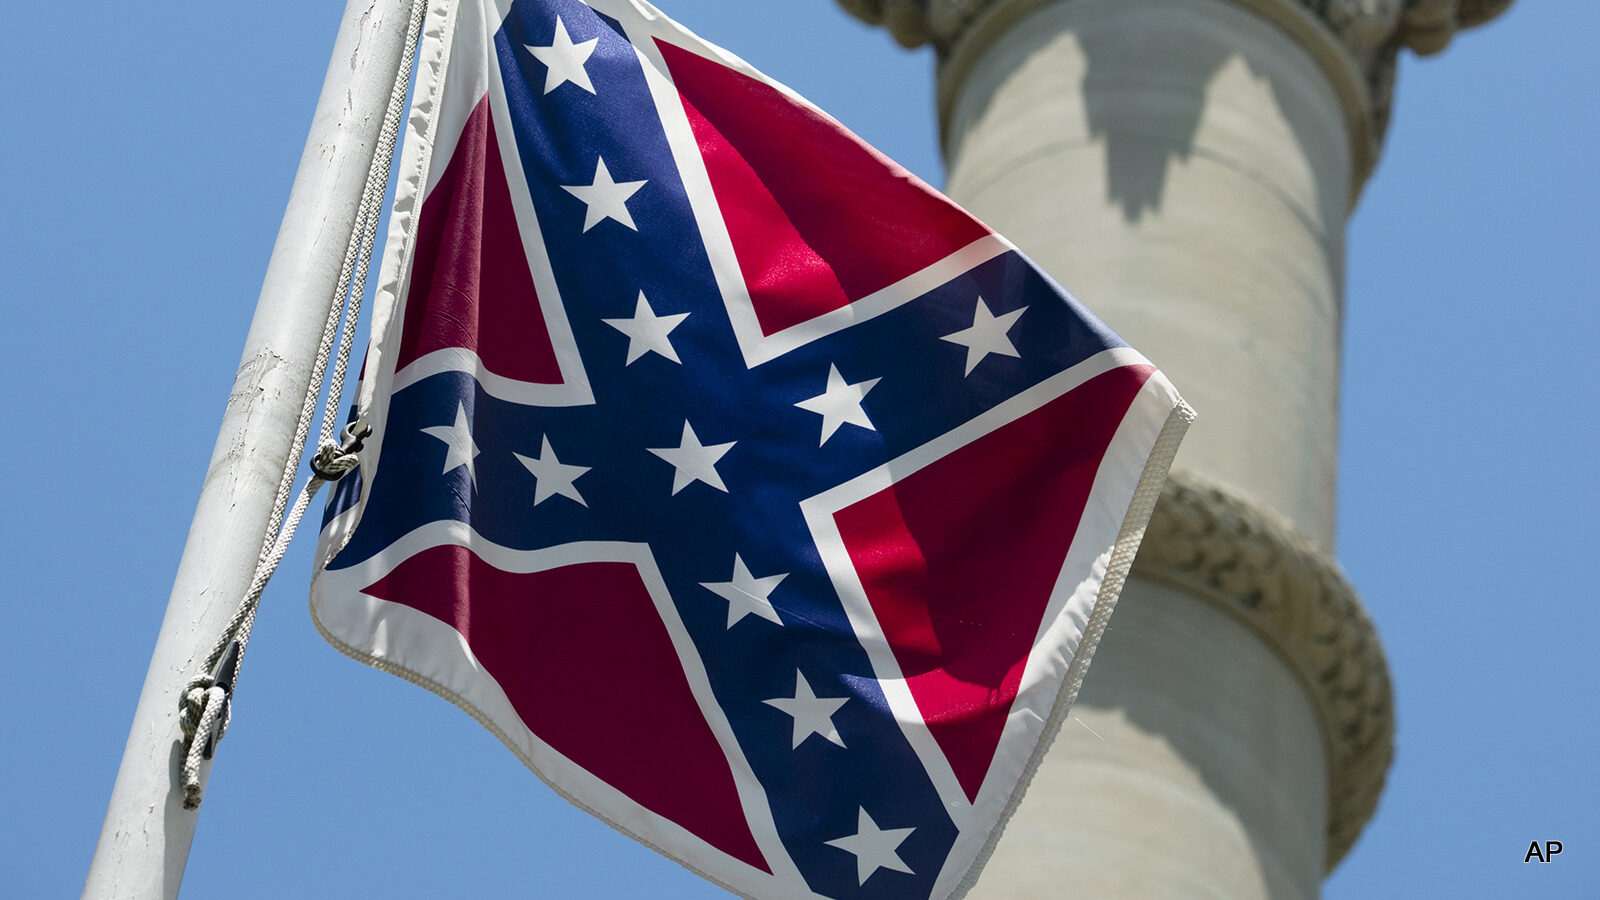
[1,1,1592,897]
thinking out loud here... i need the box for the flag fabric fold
[311,1,1192,898]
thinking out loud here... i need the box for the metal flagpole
[84,1,420,896]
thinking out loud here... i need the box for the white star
[941,296,1027,375]
[561,157,647,233]
[525,17,598,95]
[825,808,916,885]
[513,436,590,507]
[763,670,847,749]
[421,403,481,489]
[701,554,786,628]
[647,421,735,495]
[795,363,881,446]
[603,292,689,365]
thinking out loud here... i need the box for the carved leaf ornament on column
[1132,472,1394,870]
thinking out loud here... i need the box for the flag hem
[946,393,1196,900]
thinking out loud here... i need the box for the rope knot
[177,676,215,742]
[309,420,372,480]
[177,640,241,810]
[180,686,230,809]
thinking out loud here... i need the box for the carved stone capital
[838,0,1511,155]
[1130,471,1393,869]
[838,0,1507,54]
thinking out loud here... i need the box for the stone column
[837,0,1508,896]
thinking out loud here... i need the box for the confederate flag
[312,1,1191,898]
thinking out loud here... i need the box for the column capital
[1132,471,1394,870]
[839,0,1508,54]
[839,0,1511,165]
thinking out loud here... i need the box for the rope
[177,0,427,811]
[180,686,228,809]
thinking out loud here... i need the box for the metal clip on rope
[310,420,372,481]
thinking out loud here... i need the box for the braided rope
[177,0,426,811]
[179,686,228,810]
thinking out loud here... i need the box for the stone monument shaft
[839,0,1508,896]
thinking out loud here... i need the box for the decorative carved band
[1130,470,1393,870]
[837,0,1510,150]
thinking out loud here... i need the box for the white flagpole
[84,1,419,896]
